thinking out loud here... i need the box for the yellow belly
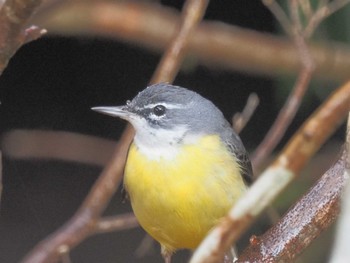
[124,135,246,252]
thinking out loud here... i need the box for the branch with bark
[238,150,348,262]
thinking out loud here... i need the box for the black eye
[153,105,166,116]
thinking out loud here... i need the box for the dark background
[0,1,343,262]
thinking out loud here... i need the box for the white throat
[131,118,198,161]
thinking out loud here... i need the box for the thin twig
[135,235,155,258]
[251,66,313,171]
[299,0,313,21]
[318,0,331,10]
[94,213,139,234]
[151,0,209,84]
[252,0,315,171]
[305,0,350,38]
[261,0,292,34]
[60,251,71,263]
[190,80,350,263]
[232,93,259,134]
[289,0,303,36]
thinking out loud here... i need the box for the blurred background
[0,0,348,262]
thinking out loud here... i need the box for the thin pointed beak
[91,106,133,120]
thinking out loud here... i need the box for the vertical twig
[251,65,313,170]
[261,0,292,34]
[151,0,209,84]
[252,0,318,171]
[305,0,350,38]
[232,93,259,134]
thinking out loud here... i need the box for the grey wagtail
[92,83,252,263]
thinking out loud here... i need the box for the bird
[92,83,252,263]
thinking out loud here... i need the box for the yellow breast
[124,135,246,252]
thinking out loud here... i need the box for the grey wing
[224,132,253,185]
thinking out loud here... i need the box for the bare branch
[21,126,135,263]
[94,213,139,234]
[190,80,350,263]
[305,0,350,38]
[289,0,303,35]
[232,93,259,134]
[135,235,155,258]
[32,1,350,81]
[239,150,348,262]
[1,129,117,166]
[299,0,314,21]
[151,0,209,84]
[261,0,292,35]
[251,66,313,171]
[252,1,316,171]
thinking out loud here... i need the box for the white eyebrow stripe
[143,103,184,109]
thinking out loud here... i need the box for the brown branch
[191,80,350,263]
[21,1,209,262]
[251,66,313,171]
[21,126,135,263]
[299,0,313,21]
[94,213,139,234]
[232,93,259,134]
[261,0,292,34]
[1,129,117,166]
[238,150,348,262]
[135,235,155,258]
[151,0,209,84]
[252,1,316,171]
[32,1,350,81]
[0,0,44,74]
[305,0,350,38]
